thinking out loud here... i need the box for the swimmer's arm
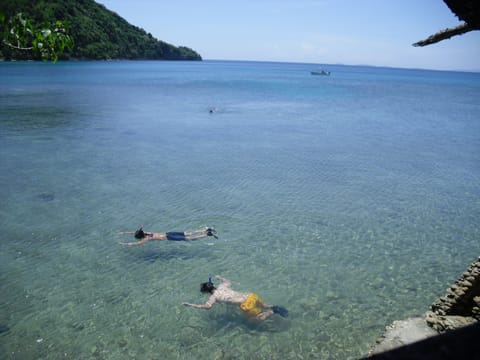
[119,237,150,246]
[182,296,216,309]
[118,228,154,237]
[119,230,164,246]
[118,231,154,237]
[182,302,213,309]
[118,224,152,235]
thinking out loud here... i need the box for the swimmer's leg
[256,309,274,321]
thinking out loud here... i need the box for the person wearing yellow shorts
[182,275,288,320]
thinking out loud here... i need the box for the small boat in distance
[311,69,331,76]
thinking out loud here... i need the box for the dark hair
[134,228,145,239]
[206,228,218,238]
[200,281,216,294]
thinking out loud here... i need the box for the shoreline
[368,256,480,356]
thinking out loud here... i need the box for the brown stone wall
[427,256,480,332]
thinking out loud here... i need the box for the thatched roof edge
[413,0,480,47]
[413,23,474,47]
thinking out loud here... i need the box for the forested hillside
[0,0,202,60]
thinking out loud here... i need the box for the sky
[96,0,480,71]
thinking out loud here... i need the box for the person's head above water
[206,228,218,239]
[200,276,216,294]
[134,226,145,239]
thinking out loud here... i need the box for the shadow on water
[0,92,82,132]
[207,311,291,334]
[0,324,10,335]
[0,105,76,130]
[36,192,55,202]
[130,247,212,263]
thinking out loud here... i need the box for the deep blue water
[1,60,479,359]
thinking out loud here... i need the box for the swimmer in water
[119,225,217,246]
[182,275,288,320]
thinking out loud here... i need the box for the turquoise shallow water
[1,61,480,359]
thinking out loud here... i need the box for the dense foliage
[0,12,73,61]
[0,0,202,61]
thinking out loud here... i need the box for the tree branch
[413,22,476,47]
[2,39,34,51]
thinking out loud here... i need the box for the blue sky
[96,0,480,71]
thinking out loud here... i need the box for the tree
[0,12,73,62]
[0,0,201,61]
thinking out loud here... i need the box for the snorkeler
[182,275,288,320]
[119,225,217,246]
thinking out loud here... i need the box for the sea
[1,60,479,359]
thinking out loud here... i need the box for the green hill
[0,0,202,61]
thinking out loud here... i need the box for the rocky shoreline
[368,256,480,356]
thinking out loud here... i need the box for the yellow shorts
[240,293,264,318]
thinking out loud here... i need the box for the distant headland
[0,0,202,61]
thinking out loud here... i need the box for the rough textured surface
[369,317,438,355]
[427,256,480,332]
[425,313,477,333]
[369,257,480,356]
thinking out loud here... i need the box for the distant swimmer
[182,275,288,321]
[119,225,217,246]
[209,107,220,113]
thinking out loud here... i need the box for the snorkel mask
[206,228,218,239]
[200,275,216,293]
